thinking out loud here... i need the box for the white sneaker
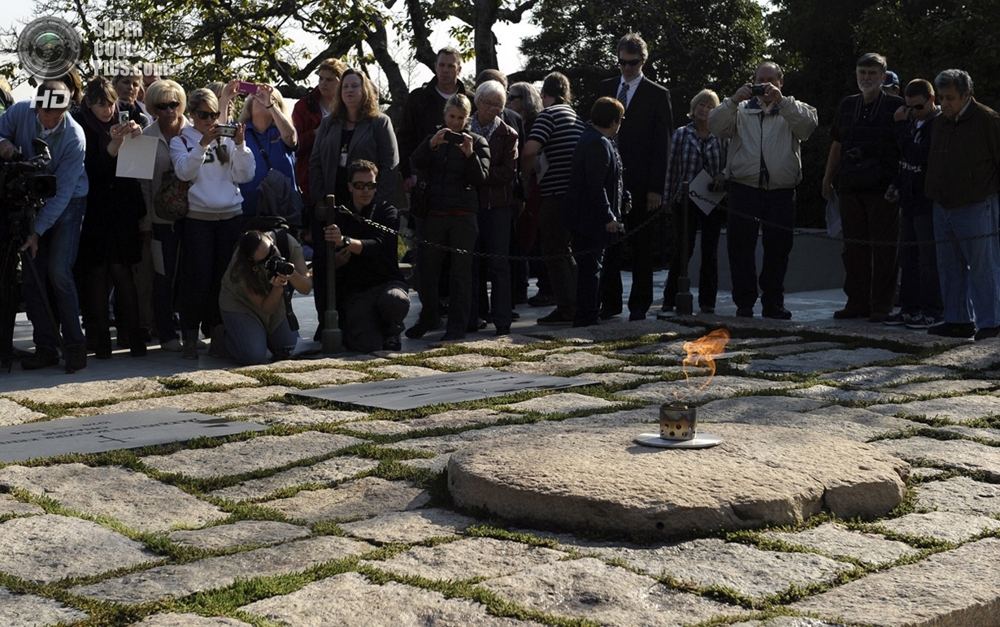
[160,338,183,352]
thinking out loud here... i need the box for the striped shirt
[528,103,585,196]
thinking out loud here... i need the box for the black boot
[128,328,147,357]
[65,344,87,371]
[21,345,59,370]
[92,329,112,360]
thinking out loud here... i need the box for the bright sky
[2,0,540,99]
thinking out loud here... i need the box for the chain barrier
[343,195,1000,261]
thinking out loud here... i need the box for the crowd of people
[3,37,1000,372]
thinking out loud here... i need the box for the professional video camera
[1,139,58,371]
[0,139,57,218]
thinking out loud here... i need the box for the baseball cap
[882,71,900,88]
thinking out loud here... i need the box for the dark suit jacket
[599,75,672,208]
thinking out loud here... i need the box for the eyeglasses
[156,101,181,111]
[906,100,930,111]
[194,110,220,120]
[350,181,377,191]
[618,58,642,67]
[479,100,503,110]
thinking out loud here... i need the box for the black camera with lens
[844,146,865,166]
[0,139,57,219]
[263,255,294,278]
[750,83,767,97]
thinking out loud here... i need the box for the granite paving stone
[923,340,1000,370]
[382,423,556,456]
[731,619,846,627]
[362,536,565,581]
[0,464,226,532]
[622,365,683,374]
[234,355,385,372]
[397,455,450,473]
[888,379,996,397]
[339,508,478,544]
[0,493,44,516]
[698,396,826,421]
[371,364,444,378]
[401,408,518,431]
[788,385,912,404]
[218,401,368,426]
[866,395,1000,423]
[750,341,842,356]
[264,477,430,523]
[538,319,703,342]
[503,351,625,375]
[763,523,919,566]
[0,398,46,426]
[908,467,946,480]
[424,353,511,369]
[241,571,546,627]
[142,432,366,479]
[502,392,622,414]
[792,538,1000,626]
[1,377,167,406]
[168,521,311,551]
[449,334,544,350]
[745,348,902,374]
[620,375,798,404]
[727,336,804,347]
[798,406,923,441]
[871,436,1000,480]
[131,614,253,626]
[818,364,956,388]
[265,368,370,385]
[0,587,89,626]
[582,538,852,599]
[876,510,1000,544]
[68,385,297,417]
[0,515,155,583]
[913,476,1000,516]
[162,370,259,387]
[936,424,1000,444]
[69,535,372,604]
[575,371,652,386]
[337,420,412,436]
[210,456,380,502]
[478,557,740,626]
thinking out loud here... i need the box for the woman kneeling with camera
[218,230,310,364]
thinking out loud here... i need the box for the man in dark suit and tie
[598,33,672,321]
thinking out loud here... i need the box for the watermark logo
[17,17,82,80]
[31,89,72,110]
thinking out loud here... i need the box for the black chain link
[347,198,1000,260]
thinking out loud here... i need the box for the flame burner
[634,403,723,449]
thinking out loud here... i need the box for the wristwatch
[341,236,353,249]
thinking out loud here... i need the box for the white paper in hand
[116,134,158,179]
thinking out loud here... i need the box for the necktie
[617,82,629,107]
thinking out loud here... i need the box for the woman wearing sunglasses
[171,84,255,359]
[140,79,189,352]
[309,68,399,340]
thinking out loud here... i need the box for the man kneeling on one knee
[324,159,410,352]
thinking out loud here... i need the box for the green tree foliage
[855,0,1000,109]
[517,0,767,126]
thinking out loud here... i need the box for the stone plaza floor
[1,274,999,626]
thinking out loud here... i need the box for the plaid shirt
[663,122,728,203]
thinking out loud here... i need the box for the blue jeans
[933,196,1000,327]
[152,221,183,343]
[22,196,86,349]
[727,183,795,310]
[573,234,605,325]
[180,215,242,337]
[221,309,298,365]
[897,212,942,318]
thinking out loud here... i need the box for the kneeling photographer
[218,230,310,365]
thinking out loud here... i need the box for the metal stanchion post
[675,181,694,316]
[322,194,343,354]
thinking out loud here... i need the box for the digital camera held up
[263,254,294,279]
[750,83,767,97]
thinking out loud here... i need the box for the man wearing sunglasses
[882,79,942,331]
[597,33,672,321]
[323,159,410,352]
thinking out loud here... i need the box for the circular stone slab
[448,423,909,538]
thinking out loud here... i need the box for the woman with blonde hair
[140,79,189,351]
[172,84,254,358]
[236,83,298,223]
[661,88,728,315]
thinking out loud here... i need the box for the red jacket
[292,87,324,207]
